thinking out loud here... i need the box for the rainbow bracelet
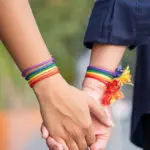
[24,61,59,88]
[22,58,54,77]
[85,66,115,84]
[85,66,132,106]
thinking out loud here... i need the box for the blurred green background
[0,0,136,109]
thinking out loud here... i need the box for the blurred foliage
[30,0,94,82]
[0,0,136,109]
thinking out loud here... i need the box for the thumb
[86,91,114,127]
[41,123,49,139]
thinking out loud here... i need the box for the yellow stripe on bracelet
[29,69,60,87]
[29,70,59,86]
[28,66,58,83]
[86,72,112,82]
[23,60,60,88]
[28,68,58,84]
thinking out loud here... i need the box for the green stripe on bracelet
[25,63,56,80]
[87,69,114,79]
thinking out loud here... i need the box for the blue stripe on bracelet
[25,62,56,80]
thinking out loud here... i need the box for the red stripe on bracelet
[29,70,60,88]
[28,68,58,84]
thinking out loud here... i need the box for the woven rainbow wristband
[25,62,59,88]
[85,66,132,106]
[85,66,115,84]
[22,58,54,77]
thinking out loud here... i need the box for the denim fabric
[84,0,150,49]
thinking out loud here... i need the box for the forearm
[90,44,126,71]
[83,44,126,100]
[0,0,51,71]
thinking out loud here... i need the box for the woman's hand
[34,74,95,150]
[34,75,112,150]
[83,79,112,150]
[41,77,113,150]
[83,78,112,150]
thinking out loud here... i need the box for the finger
[74,136,88,150]
[46,137,63,150]
[41,124,49,139]
[90,138,108,150]
[66,139,78,150]
[55,137,69,150]
[85,125,95,146]
[90,132,110,150]
[88,100,114,127]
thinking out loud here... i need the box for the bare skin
[41,44,126,150]
[0,0,114,149]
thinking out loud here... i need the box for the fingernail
[108,120,115,127]
[104,108,115,127]
[104,108,111,118]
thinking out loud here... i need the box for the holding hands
[0,0,131,149]
[39,44,131,150]
[0,0,129,148]
[34,74,112,150]
[41,77,113,150]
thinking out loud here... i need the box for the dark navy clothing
[131,41,150,148]
[84,0,150,148]
[84,0,150,49]
[142,115,150,150]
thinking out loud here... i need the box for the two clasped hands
[0,1,126,149]
[37,73,113,150]
[35,45,126,150]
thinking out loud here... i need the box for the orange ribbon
[101,79,124,105]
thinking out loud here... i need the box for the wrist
[82,77,106,102]
[33,74,67,97]
[82,78,113,122]
[90,43,126,71]
[84,64,132,106]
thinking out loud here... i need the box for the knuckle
[74,128,83,136]
[61,135,68,142]
[67,142,75,150]
[79,141,87,149]
[82,122,92,131]
[53,145,59,150]
[68,125,84,138]
[88,136,95,145]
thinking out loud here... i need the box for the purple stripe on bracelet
[22,58,55,77]
[87,66,116,76]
